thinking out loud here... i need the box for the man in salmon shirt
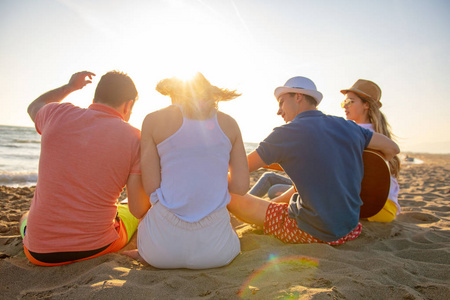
[20,71,148,266]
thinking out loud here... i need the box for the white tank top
[151,109,232,222]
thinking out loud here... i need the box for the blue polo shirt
[256,110,373,241]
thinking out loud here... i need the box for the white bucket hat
[274,76,323,105]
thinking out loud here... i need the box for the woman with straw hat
[341,79,401,222]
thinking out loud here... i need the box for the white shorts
[137,201,240,269]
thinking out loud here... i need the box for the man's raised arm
[28,71,95,122]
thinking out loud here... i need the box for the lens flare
[238,255,319,298]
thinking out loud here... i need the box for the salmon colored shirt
[23,102,141,253]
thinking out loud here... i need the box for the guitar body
[359,150,390,218]
[263,149,391,218]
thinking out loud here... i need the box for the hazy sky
[1,0,449,153]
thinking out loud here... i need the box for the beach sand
[1,153,449,299]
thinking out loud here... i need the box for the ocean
[0,124,258,187]
[0,125,40,187]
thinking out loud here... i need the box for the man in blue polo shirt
[228,76,400,245]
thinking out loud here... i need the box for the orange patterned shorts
[264,202,362,245]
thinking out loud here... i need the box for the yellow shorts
[117,204,139,242]
[367,199,398,223]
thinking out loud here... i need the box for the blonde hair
[156,73,241,117]
[363,97,401,178]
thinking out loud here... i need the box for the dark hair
[303,94,317,106]
[94,71,138,107]
[288,93,317,106]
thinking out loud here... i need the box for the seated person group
[20,71,400,268]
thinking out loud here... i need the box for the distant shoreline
[1,152,448,188]
[1,124,450,155]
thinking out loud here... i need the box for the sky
[1,0,449,153]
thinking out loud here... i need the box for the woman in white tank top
[124,73,249,269]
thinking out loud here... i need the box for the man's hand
[27,71,96,123]
[67,71,96,92]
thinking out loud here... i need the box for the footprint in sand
[397,212,440,224]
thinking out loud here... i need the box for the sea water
[0,124,259,187]
[0,125,40,186]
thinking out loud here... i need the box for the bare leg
[268,184,292,199]
[227,193,271,227]
[249,172,291,197]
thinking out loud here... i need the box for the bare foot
[122,249,146,263]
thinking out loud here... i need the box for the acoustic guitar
[359,149,390,218]
[263,149,391,218]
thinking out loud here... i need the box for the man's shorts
[21,204,138,267]
[264,202,362,245]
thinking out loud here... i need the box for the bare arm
[126,174,150,219]
[127,114,161,219]
[140,113,162,197]
[247,150,267,173]
[27,71,95,122]
[367,132,400,161]
[227,118,249,195]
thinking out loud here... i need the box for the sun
[109,1,261,136]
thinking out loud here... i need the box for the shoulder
[143,105,180,127]
[40,102,77,116]
[142,106,183,144]
[36,103,78,127]
[123,122,141,138]
[217,110,237,125]
[217,111,240,134]
[216,111,241,143]
[146,105,178,118]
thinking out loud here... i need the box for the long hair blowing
[156,73,241,117]
[364,98,401,178]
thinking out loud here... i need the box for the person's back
[259,110,372,241]
[127,73,249,269]
[21,71,147,266]
[227,76,400,246]
[25,102,140,252]
[155,107,232,222]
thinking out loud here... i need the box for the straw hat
[274,76,323,105]
[340,79,382,107]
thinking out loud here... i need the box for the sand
[1,153,449,299]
